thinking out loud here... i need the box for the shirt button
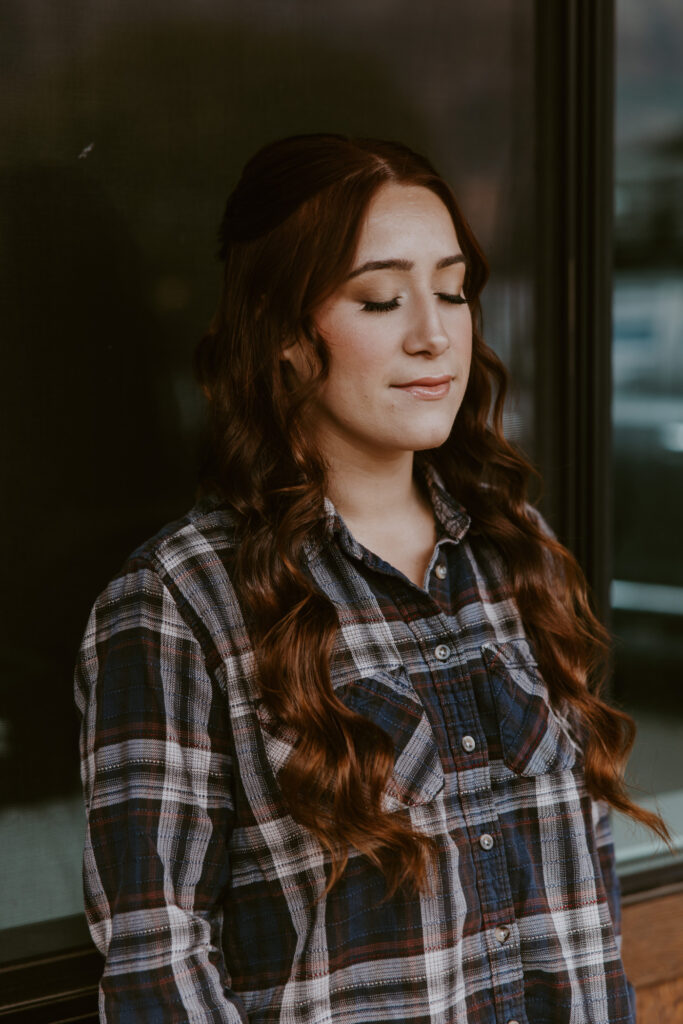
[434,563,447,579]
[434,644,451,661]
[461,735,476,752]
[479,833,494,851]
[495,925,511,944]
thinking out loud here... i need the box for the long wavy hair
[195,133,667,895]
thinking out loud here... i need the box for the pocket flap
[481,639,578,775]
[337,668,445,808]
[256,666,444,810]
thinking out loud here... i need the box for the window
[0,0,537,1013]
[610,0,683,883]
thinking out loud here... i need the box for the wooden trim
[622,889,683,1021]
[621,890,683,989]
[633,977,683,1023]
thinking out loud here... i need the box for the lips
[395,376,452,387]
[391,375,453,400]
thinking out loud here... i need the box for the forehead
[355,183,459,258]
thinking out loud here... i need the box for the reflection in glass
[0,0,536,955]
[611,0,683,876]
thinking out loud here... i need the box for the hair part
[195,133,668,896]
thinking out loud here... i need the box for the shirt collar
[317,456,471,565]
[417,457,471,543]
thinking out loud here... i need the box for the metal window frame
[534,0,683,898]
[534,0,615,626]
[0,915,100,1020]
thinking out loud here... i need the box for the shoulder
[127,494,241,578]
[76,497,258,711]
[81,496,245,653]
[106,495,241,594]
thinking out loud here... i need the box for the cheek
[326,329,387,386]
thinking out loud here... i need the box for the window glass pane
[611,0,683,877]
[0,1,536,956]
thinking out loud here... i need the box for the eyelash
[361,293,467,314]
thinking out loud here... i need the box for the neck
[324,446,425,528]
[323,445,437,586]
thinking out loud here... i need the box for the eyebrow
[345,254,466,280]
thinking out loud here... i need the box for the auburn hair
[194,133,668,895]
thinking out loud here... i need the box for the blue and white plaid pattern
[75,464,635,1023]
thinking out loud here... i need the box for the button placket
[337,525,529,1023]
[417,556,522,1013]
[418,556,524,1023]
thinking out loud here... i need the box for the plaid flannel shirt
[75,463,635,1023]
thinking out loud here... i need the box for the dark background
[0,1,536,814]
[0,22,541,1001]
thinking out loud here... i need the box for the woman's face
[284,182,473,467]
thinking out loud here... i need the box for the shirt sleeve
[74,557,249,1023]
[591,797,623,948]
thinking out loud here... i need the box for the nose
[402,291,450,357]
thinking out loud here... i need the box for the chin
[409,427,455,452]
[409,417,457,452]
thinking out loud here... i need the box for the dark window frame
[0,915,100,1021]
[534,0,615,622]
[534,0,683,898]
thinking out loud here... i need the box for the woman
[75,134,664,1023]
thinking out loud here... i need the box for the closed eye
[361,293,467,314]
[361,298,401,313]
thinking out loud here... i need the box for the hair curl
[194,133,668,896]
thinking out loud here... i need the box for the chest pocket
[256,665,444,812]
[481,638,580,776]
